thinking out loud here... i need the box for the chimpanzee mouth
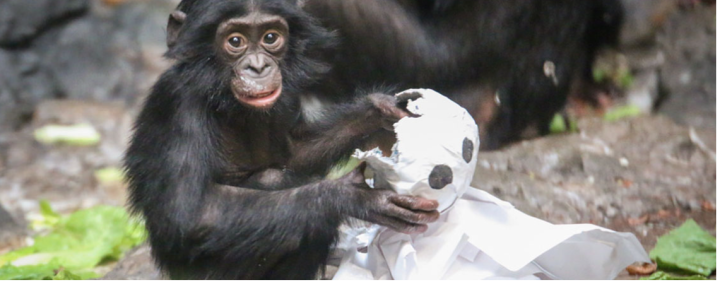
[236,87,282,109]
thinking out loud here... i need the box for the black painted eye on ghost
[462,138,474,163]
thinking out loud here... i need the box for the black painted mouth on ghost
[429,165,453,190]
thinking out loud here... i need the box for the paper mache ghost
[354,89,479,212]
[332,89,651,280]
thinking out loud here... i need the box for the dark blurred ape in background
[304,0,623,149]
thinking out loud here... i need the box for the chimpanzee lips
[236,87,282,109]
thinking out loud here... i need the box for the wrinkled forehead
[218,12,289,30]
[184,0,251,21]
[183,0,295,18]
[182,0,297,29]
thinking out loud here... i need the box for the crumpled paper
[333,89,650,280]
[354,89,479,212]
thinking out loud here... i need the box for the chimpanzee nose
[243,55,271,77]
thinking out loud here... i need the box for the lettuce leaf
[641,271,708,280]
[649,219,716,278]
[0,203,147,280]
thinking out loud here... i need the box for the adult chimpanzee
[124,0,440,279]
[303,0,623,149]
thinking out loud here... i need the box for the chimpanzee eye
[228,36,243,48]
[224,33,247,54]
[263,32,279,45]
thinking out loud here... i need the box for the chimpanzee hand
[367,93,418,131]
[337,163,440,234]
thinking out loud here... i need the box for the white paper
[354,89,480,212]
[334,89,650,280]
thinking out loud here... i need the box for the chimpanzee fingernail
[415,224,428,233]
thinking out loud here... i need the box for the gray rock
[40,16,140,102]
[101,245,163,280]
[0,0,89,46]
[0,203,26,254]
[656,8,716,130]
[0,0,178,132]
[0,100,134,215]
[625,69,659,113]
[111,0,178,91]
[34,0,178,103]
[619,0,677,47]
[0,50,19,132]
[624,47,666,70]
[0,49,57,132]
[472,116,715,224]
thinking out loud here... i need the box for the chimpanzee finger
[387,106,411,120]
[390,195,439,211]
[368,93,413,121]
[395,91,422,118]
[396,90,423,104]
[385,204,440,224]
[368,212,429,234]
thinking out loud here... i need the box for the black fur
[125,1,338,279]
[304,0,623,149]
[125,0,440,279]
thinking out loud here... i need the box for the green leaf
[33,124,101,146]
[549,114,578,134]
[0,248,36,267]
[30,201,61,231]
[619,70,635,89]
[549,113,567,134]
[94,167,126,185]
[603,105,642,122]
[0,204,147,280]
[52,268,99,280]
[0,263,100,280]
[640,271,708,280]
[39,201,60,220]
[326,157,361,180]
[649,220,716,277]
[593,68,606,83]
[0,263,59,280]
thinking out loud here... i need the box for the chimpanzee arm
[185,166,436,280]
[131,154,435,279]
[124,89,341,279]
[125,80,437,279]
[288,93,409,175]
[178,176,357,279]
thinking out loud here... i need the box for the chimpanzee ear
[167,10,187,49]
[296,0,307,8]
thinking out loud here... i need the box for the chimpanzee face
[216,12,289,110]
[164,0,335,112]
